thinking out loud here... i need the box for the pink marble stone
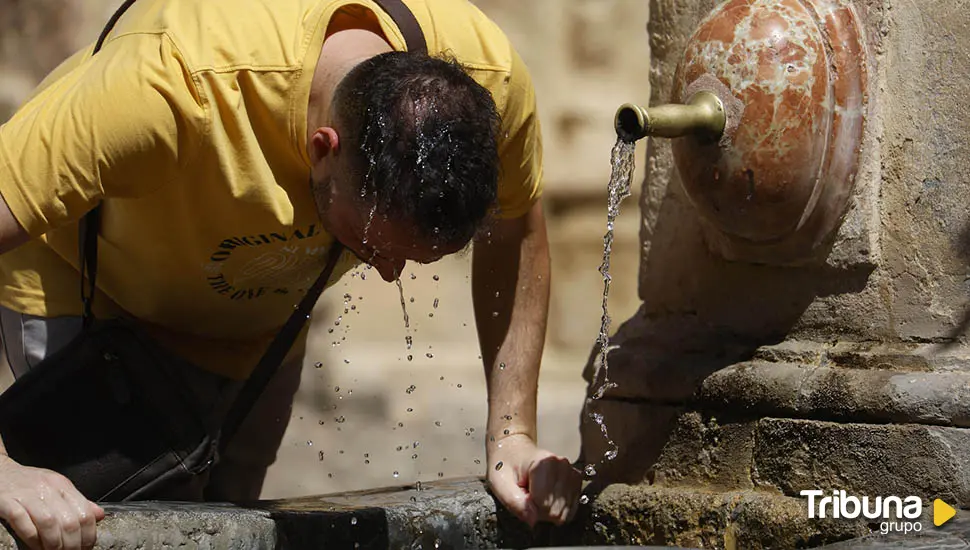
[671,0,868,260]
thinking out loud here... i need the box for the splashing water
[395,279,414,363]
[361,204,378,247]
[585,139,636,475]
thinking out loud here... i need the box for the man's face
[312,169,465,282]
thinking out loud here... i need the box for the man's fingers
[0,498,41,550]
[90,503,105,523]
[527,457,582,525]
[489,471,537,527]
[58,489,97,550]
[22,496,63,550]
[47,496,81,550]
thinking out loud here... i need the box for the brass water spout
[615,91,726,143]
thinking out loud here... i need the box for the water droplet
[397,446,403,451]
[585,464,597,477]
[398,422,404,427]
[410,273,417,280]
[428,312,434,318]
[335,416,346,423]
[334,386,340,392]
[457,384,462,388]
[407,354,413,361]
[407,408,414,412]
[406,384,416,394]
[314,362,323,368]
[503,429,510,435]
[393,471,400,478]
[438,472,444,478]
[491,311,498,318]
[433,275,440,281]
[440,376,445,381]
[580,495,590,505]
[499,362,506,370]
[495,461,503,471]
[474,459,481,465]
[318,450,325,461]
[503,414,512,421]
[426,353,434,359]
[319,420,326,425]
[434,539,441,549]
[307,440,313,446]
[350,516,358,526]
[328,473,333,478]
[433,298,439,309]
[413,441,420,448]
[412,454,418,459]
[364,459,370,464]
[434,421,442,427]
[343,359,350,364]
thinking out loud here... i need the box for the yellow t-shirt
[0,0,543,379]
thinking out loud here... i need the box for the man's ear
[309,127,341,164]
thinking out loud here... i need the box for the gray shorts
[0,306,305,502]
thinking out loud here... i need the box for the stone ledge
[700,362,970,427]
[0,479,515,550]
[0,502,278,550]
[0,477,964,549]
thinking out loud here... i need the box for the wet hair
[332,52,501,247]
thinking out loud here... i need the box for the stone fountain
[577,0,970,547]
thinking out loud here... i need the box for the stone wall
[0,0,650,498]
[582,0,970,517]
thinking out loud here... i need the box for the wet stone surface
[0,501,278,549]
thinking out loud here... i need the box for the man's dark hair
[332,52,501,247]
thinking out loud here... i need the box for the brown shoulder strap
[372,0,428,54]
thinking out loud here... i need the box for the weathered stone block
[651,412,756,491]
[753,419,970,507]
[572,485,868,549]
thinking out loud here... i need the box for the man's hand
[487,434,582,526]
[0,455,103,550]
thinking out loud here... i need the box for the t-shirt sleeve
[0,32,206,238]
[494,46,543,220]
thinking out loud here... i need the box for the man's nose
[376,258,406,282]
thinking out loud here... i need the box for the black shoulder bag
[0,201,345,501]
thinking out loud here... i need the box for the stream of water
[584,138,637,476]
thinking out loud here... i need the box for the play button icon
[934,499,956,526]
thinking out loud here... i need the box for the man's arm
[472,199,581,526]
